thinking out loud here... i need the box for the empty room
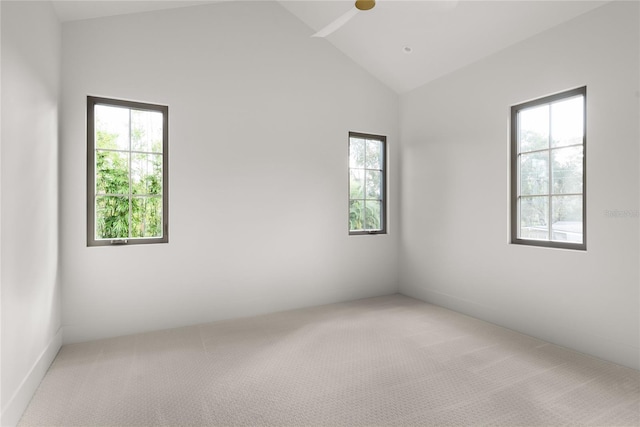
[1,0,639,425]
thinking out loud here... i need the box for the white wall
[400,1,639,370]
[60,1,399,343]
[1,1,62,425]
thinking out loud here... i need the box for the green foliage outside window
[95,115,163,240]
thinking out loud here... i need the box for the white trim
[1,328,62,427]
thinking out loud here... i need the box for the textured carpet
[18,294,640,426]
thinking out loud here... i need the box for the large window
[349,132,386,235]
[511,87,586,250]
[87,96,168,246]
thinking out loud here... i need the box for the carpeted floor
[18,294,640,426]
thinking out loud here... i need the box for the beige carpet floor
[18,294,640,426]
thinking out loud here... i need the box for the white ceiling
[51,0,221,22]
[51,0,609,93]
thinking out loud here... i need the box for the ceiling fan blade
[312,7,359,38]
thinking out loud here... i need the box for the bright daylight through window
[511,87,586,250]
[349,132,386,235]
[87,97,168,246]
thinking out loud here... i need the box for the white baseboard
[1,327,62,427]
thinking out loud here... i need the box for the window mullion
[547,104,553,241]
[363,141,368,229]
[516,114,521,239]
[128,108,133,239]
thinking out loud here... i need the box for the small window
[87,96,168,246]
[511,87,586,250]
[349,132,387,235]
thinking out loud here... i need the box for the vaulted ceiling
[51,0,609,93]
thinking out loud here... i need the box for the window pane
[520,196,549,240]
[364,200,382,230]
[349,200,364,231]
[349,169,365,199]
[349,138,365,168]
[551,195,582,243]
[512,88,585,248]
[95,105,130,151]
[551,96,583,148]
[348,132,386,235]
[520,151,548,196]
[519,104,549,153]
[365,139,383,169]
[132,197,163,238]
[89,97,168,246]
[131,109,163,153]
[365,170,382,199]
[96,196,129,239]
[132,153,162,195]
[96,150,129,195]
[552,146,583,194]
